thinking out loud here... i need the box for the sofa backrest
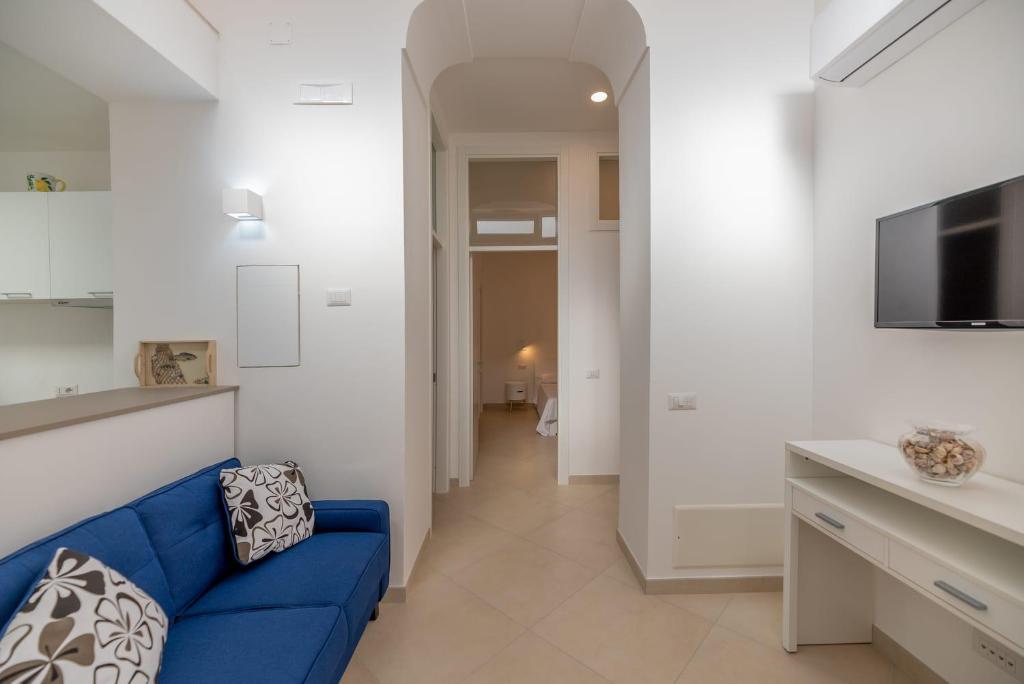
[129,458,240,614]
[0,507,175,630]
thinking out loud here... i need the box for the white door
[48,192,113,299]
[0,193,50,299]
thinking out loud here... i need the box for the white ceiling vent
[811,0,984,87]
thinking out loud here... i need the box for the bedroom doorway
[471,248,559,488]
[461,154,567,486]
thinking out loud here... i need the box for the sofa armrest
[312,500,390,537]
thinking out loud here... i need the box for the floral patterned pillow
[0,547,168,684]
[219,461,315,566]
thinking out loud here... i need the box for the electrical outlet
[55,385,78,398]
[974,629,1024,681]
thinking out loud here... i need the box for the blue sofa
[0,458,390,683]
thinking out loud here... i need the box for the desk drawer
[889,541,1024,650]
[792,487,887,563]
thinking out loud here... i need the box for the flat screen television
[876,175,1024,329]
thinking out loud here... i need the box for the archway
[401,0,651,579]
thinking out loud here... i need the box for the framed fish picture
[134,340,217,387]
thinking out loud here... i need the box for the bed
[535,382,558,436]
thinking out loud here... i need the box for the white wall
[0,391,234,556]
[402,52,433,578]
[630,0,815,580]
[814,1,1024,679]
[0,302,113,405]
[475,251,557,405]
[450,131,621,477]
[109,0,423,587]
[616,51,651,570]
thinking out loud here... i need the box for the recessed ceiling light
[590,90,609,103]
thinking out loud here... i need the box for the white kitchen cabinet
[0,193,50,299]
[47,191,113,300]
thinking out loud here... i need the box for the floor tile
[451,538,598,626]
[527,508,622,571]
[354,572,524,684]
[578,489,619,524]
[465,487,572,535]
[601,553,642,590]
[658,593,734,623]
[675,626,893,684]
[418,512,519,576]
[716,591,784,650]
[462,632,611,684]
[524,479,613,508]
[533,575,713,684]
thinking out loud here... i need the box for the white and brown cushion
[0,547,168,684]
[219,461,315,566]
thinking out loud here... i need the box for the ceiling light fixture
[590,90,609,103]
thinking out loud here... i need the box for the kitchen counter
[0,385,238,441]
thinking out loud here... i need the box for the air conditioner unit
[811,0,985,87]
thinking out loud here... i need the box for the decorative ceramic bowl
[898,423,985,486]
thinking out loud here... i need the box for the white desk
[782,440,1024,657]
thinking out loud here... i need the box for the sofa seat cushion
[184,532,387,629]
[160,605,347,684]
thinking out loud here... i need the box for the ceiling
[432,58,616,134]
[0,41,109,151]
[407,0,646,104]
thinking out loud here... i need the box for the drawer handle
[934,581,987,611]
[1,292,32,299]
[814,512,845,530]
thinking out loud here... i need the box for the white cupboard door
[48,191,113,299]
[0,193,50,299]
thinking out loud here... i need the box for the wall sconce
[223,188,264,220]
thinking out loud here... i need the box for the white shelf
[787,440,1024,547]
[789,476,1024,605]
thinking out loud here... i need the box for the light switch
[668,393,697,411]
[296,82,353,105]
[326,288,351,307]
[586,369,600,379]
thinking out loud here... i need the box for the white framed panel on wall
[236,264,300,368]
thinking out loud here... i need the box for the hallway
[341,409,898,684]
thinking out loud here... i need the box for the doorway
[471,248,559,486]
[458,151,569,486]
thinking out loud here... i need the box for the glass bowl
[898,423,985,486]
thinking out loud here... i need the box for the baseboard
[615,529,648,592]
[871,626,947,684]
[386,527,430,605]
[383,586,406,603]
[569,474,619,485]
[645,575,782,595]
[615,530,782,595]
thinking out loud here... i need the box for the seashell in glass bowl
[898,422,985,487]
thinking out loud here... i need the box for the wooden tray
[134,340,217,387]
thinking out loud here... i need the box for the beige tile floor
[342,408,902,684]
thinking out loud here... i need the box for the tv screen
[876,175,1024,329]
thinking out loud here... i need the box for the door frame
[453,140,571,486]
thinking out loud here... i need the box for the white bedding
[536,382,558,437]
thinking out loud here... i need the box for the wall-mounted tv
[876,175,1024,329]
